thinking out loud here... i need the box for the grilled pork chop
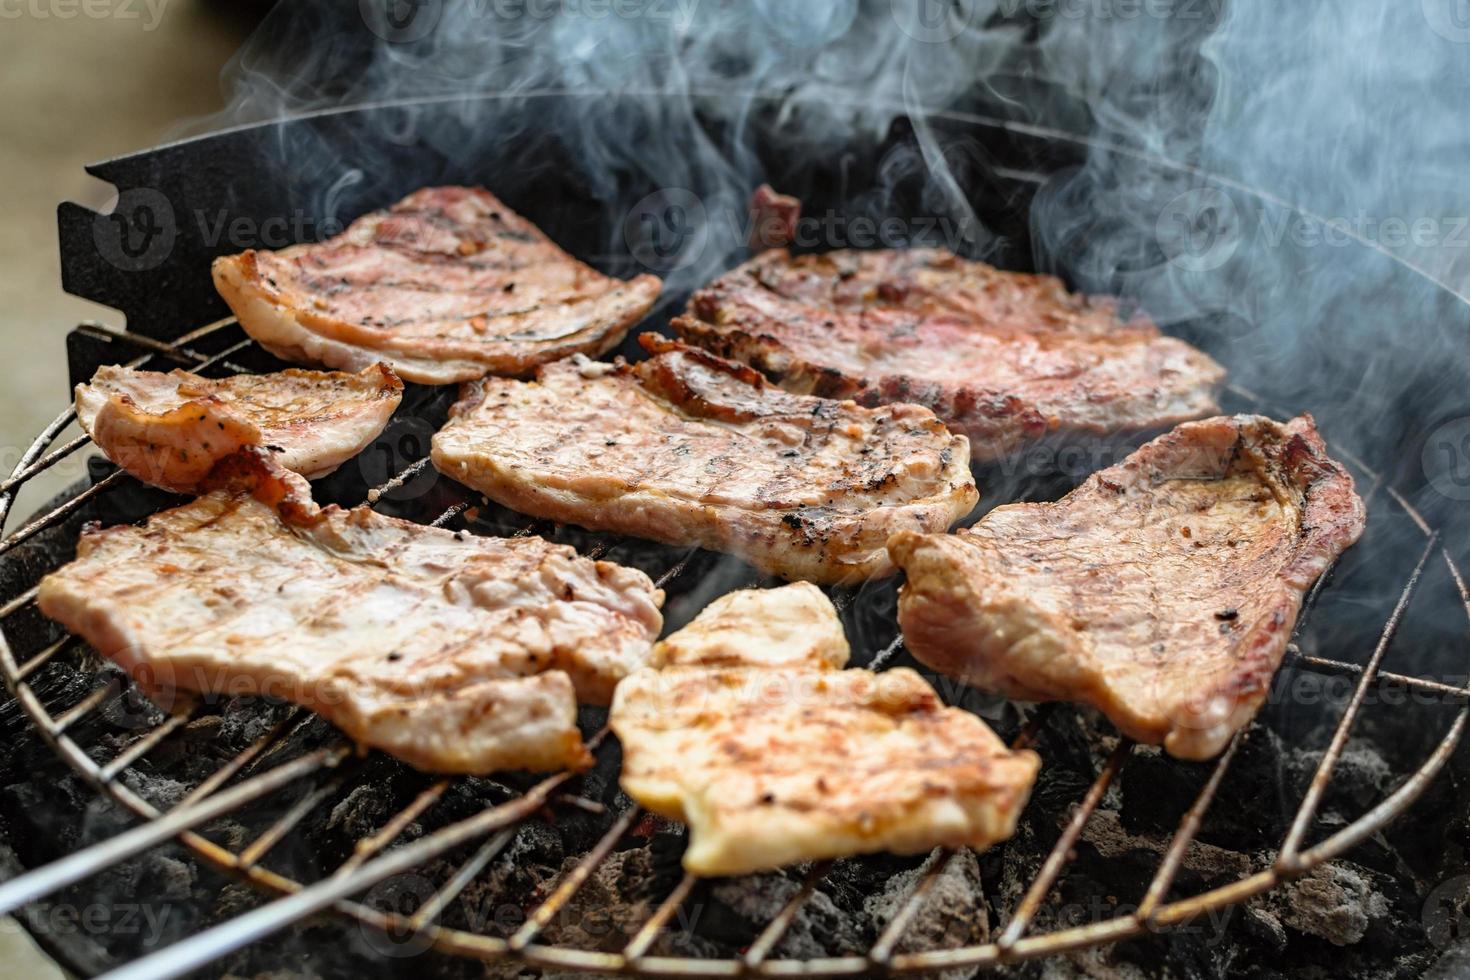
[212,186,662,385]
[673,248,1226,460]
[37,450,664,774]
[75,363,402,492]
[890,414,1366,760]
[431,334,978,583]
[610,584,1040,875]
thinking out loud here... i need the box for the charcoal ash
[865,848,991,977]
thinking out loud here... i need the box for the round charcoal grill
[1,96,1468,978]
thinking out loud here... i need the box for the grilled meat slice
[431,334,978,583]
[37,450,664,774]
[74,363,402,492]
[673,248,1226,460]
[610,584,1039,875]
[212,186,662,385]
[890,414,1366,760]
[650,581,850,671]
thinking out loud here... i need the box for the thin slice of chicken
[610,583,1039,875]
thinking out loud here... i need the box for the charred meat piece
[74,363,402,492]
[212,186,662,385]
[890,414,1366,760]
[673,248,1226,460]
[37,450,664,774]
[610,584,1039,875]
[430,334,978,583]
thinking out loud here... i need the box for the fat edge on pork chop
[212,186,662,384]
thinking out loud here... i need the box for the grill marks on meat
[648,580,850,671]
[430,334,978,583]
[212,187,662,384]
[74,363,402,492]
[673,248,1226,460]
[890,414,1366,760]
[610,584,1040,875]
[36,450,664,774]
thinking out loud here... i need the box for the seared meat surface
[213,187,662,384]
[890,414,1365,759]
[610,584,1039,875]
[648,580,850,671]
[75,363,402,492]
[431,334,977,583]
[37,451,664,774]
[674,248,1225,460]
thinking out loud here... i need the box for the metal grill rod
[408,826,519,931]
[0,744,347,918]
[0,468,128,559]
[996,739,1130,951]
[742,861,833,970]
[1136,730,1245,922]
[0,586,38,621]
[621,873,699,962]
[868,849,954,968]
[509,805,643,951]
[97,753,592,980]
[1277,533,1437,869]
[237,761,364,871]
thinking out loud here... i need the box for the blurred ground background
[0,4,253,972]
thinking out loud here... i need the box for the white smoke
[191,0,1470,479]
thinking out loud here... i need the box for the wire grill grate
[0,316,1465,978]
